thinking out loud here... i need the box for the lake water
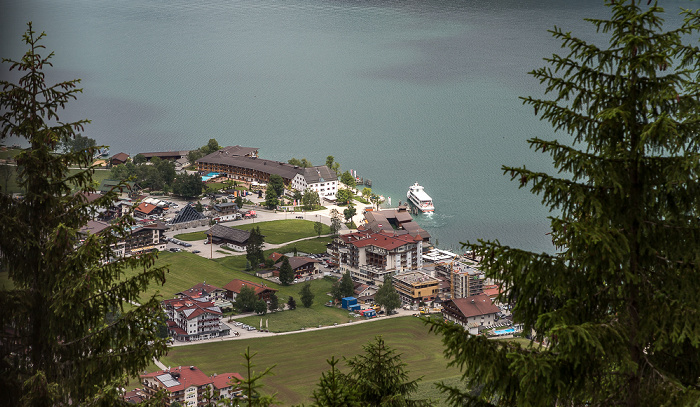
[1,0,692,253]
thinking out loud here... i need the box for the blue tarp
[341,297,358,310]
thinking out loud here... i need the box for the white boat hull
[407,182,434,212]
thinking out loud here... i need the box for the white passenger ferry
[407,182,435,213]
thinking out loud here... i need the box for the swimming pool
[201,172,221,182]
[493,327,517,335]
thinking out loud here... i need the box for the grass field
[174,219,331,245]
[156,316,461,406]
[234,220,331,244]
[174,231,207,241]
[0,165,112,194]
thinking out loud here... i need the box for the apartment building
[332,230,423,285]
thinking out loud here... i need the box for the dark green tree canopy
[339,272,355,298]
[278,256,294,286]
[235,285,259,312]
[0,23,168,405]
[300,282,314,308]
[59,133,96,154]
[246,226,265,270]
[172,172,204,199]
[344,336,427,407]
[268,174,285,197]
[374,279,401,315]
[430,2,700,406]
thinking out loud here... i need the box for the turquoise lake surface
[1,0,692,252]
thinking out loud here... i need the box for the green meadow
[156,316,462,406]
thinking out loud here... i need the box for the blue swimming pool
[494,327,517,335]
[201,172,221,182]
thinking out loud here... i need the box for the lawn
[235,277,350,332]
[158,316,461,406]
[235,219,331,244]
[122,251,271,301]
[174,219,332,245]
[0,148,22,159]
[174,231,207,241]
[0,165,112,194]
[212,237,332,271]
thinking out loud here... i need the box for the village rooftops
[197,153,302,181]
[141,366,212,392]
[302,166,337,183]
[218,145,259,157]
[449,294,500,318]
[211,372,244,390]
[341,230,419,251]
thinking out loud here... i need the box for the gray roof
[208,224,251,244]
[401,221,431,239]
[213,202,239,212]
[303,166,337,184]
[170,205,206,224]
[197,153,301,181]
[219,145,259,156]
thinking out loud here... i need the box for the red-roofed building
[441,294,501,333]
[140,366,243,406]
[134,201,163,218]
[223,279,278,302]
[162,295,229,342]
[211,372,244,399]
[332,230,423,285]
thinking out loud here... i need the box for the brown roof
[135,202,159,215]
[449,294,500,318]
[111,152,129,163]
[269,252,285,262]
[223,279,277,295]
[176,282,224,298]
[211,373,244,390]
[80,220,110,235]
[197,153,301,181]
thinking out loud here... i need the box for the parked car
[192,250,201,254]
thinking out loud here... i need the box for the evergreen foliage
[287,296,297,310]
[254,299,267,315]
[278,256,294,285]
[300,282,315,308]
[344,336,427,407]
[237,347,278,407]
[268,174,285,197]
[245,226,265,270]
[0,23,169,405]
[58,133,96,154]
[430,2,700,406]
[339,271,355,298]
[374,279,401,315]
[314,221,323,237]
[311,356,361,407]
[268,293,279,312]
[172,172,204,198]
[235,285,258,312]
[264,184,279,209]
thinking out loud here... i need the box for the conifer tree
[279,256,295,285]
[0,23,169,405]
[344,336,427,407]
[430,2,700,406]
[246,226,264,270]
[311,356,361,407]
[300,282,314,308]
[374,278,401,315]
[339,271,355,298]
